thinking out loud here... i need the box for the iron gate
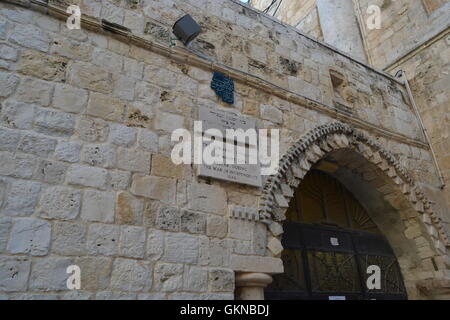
[265,222,407,300]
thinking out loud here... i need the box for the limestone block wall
[251,0,318,32]
[389,34,450,233]
[356,0,450,68]
[0,0,446,299]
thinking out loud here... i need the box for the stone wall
[0,0,447,299]
[250,0,450,235]
[252,0,317,30]
[389,35,450,234]
[355,0,450,229]
[356,0,450,68]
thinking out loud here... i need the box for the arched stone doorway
[265,169,408,300]
[236,122,449,300]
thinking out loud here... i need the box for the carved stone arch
[257,122,449,297]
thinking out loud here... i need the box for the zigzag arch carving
[258,122,448,255]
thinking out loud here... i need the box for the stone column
[316,0,367,62]
[235,272,273,300]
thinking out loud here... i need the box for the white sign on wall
[197,107,262,187]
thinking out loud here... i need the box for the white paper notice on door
[330,237,339,246]
[329,296,346,300]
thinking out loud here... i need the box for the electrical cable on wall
[263,0,278,13]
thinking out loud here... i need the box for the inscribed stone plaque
[197,107,262,187]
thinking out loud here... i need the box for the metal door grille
[265,222,407,300]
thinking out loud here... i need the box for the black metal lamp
[172,14,201,46]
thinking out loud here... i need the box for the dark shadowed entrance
[265,170,407,300]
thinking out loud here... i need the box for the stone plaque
[197,107,262,187]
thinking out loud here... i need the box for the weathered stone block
[404,223,422,240]
[38,186,81,220]
[138,293,167,300]
[96,291,137,300]
[87,223,119,256]
[61,291,92,300]
[260,105,283,124]
[119,226,146,258]
[81,190,115,223]
[0,152,37,179]
[34,108,76,137]
[184,266,208,292]
[144,65,177,89]
[109,170,131,190]
[267,237,283,256]
[116,191,143,225]
[82,144,116,168]
[207,216,228,238]
[9,24,50,52]
[16,77,53,106]
[252,222,267,255]
[268,222,283,237]
[206,238,233,267]
[34,160,68,184]
[113,75,135,101]
[50,35,93,61]
[154,262,183,292]
[2,180,41,216]
[17,133,57,157]
[29,257,73,291]
[110,123,137,147]
[230,255,284,274]
[74,256,112,291]
[77,116,110,143]
[131,175,176,204]
[138,129,159,152]
[201,293,234,300]
[0,100,34,129]
[134,81,161,105]
[146,229,164,260]
[110,258,152,292]
[0,127,21,152]
[181,210,206,234]
[53,84,88,114]
[209,268,235,292]
[17,50,67,82]
[12,293,59,300]
[228,219,254,241]
[0,44,18,62]
[164,233,199,264]
[153,205,180,231]
[0,256,31,292]
[0,216,11,252]
[7,218,51,256]
[54,141,81,163]
[87,92,126,122]
[67,164,108,189]
[92,48,123,73]
[154,112,184,133]
[151,154,184,179]
[0,20,12,40]
[188,183,227,215]
[0,71,20,98]
[117,148,151,173]
[67,61,113,94]
[126,101,154,129]
[52,221,87,256]
[123,57,144,80]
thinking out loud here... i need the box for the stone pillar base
[235,272,273,300]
